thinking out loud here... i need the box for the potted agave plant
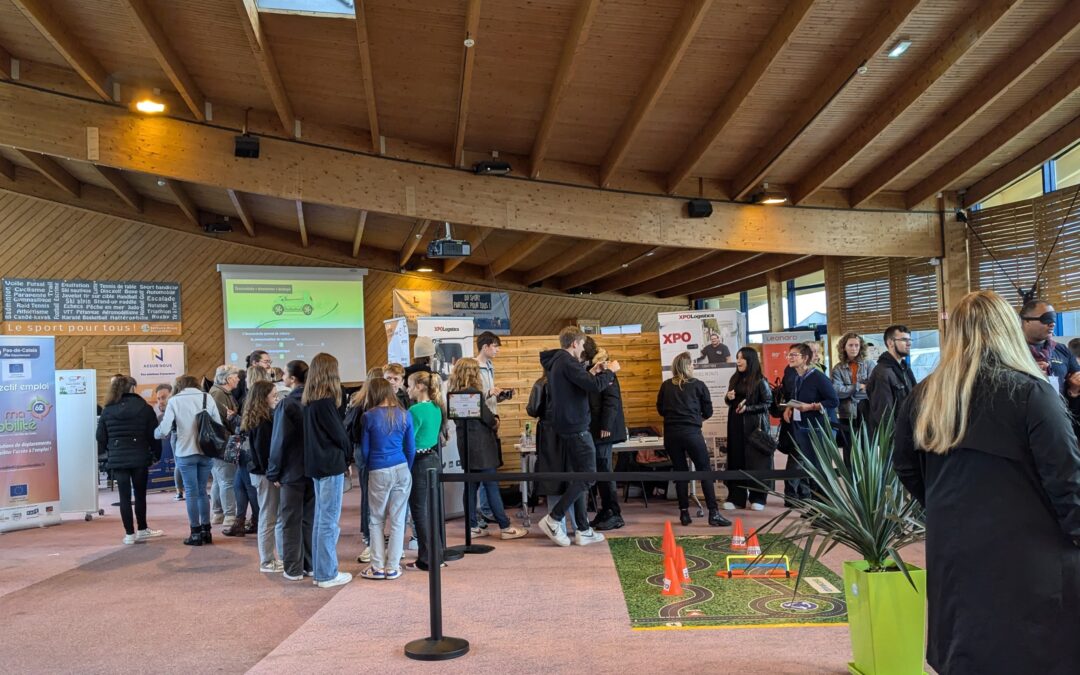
[752,417,927,675]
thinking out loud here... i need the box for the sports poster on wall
[393,289,511,335]
[0,336,61,532]
[1,277,181,336]
[657,310,745,448]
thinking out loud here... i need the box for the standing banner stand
[761,331,815,387]
[56,370,101,521]
[0,336,62,532]
[445,391,493,556]
[128,343,185,492]
[417,316,474,520]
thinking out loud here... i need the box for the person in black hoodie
[302,353,353,589]
[536,326,620,547]
[582,337,627,531]
[866,324,917,435]
[656,352,730,527]
[268,360,312,581]
[96,375,164,545]
[242,380,281,574]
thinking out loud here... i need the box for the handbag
[747,425,779,457]
[224,430,248,465]
[196,393,229,459]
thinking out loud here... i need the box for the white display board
[384,317,410,366]
[56,369,99,520]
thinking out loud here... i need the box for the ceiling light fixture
[750,182,788,205]
[135,98,166,114]
[416,264,434,273]
[887,38,912,59]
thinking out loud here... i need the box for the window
[746,287,769,334]
[1058,310,1080,338]
[908,329,940,382]
[599,324,641,335]
[1056,143,1080,192]
[256,0,354,15]
[978,169,1043,209]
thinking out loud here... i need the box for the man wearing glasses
[866,324,917,434]
[1020,300,1080,399]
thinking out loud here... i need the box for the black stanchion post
[447,422,493,555]
[405,468,469,661]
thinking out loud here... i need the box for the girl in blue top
[359,378,415,580]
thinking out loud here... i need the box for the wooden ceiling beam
[659,253,808,299]
[234,0,295,136]
[592,248,714,294]
[352,1,380,153]
[850,2,1080,208]
[90,165,142,212]
[523,238,606,286]
[399,219,430,267]
[443,225,492,273]
[452,0,482,167]
[488,233,551,278]
[730,0,922,202]
[599,0,713,187]
[530,0,600,178]
[559,245,657,291]
[622,251,760,296]
[0,43,11,80]
[790,0,1020,205]
[10,0,112,101]
[689,256,824,300]
[0,154,15,182]
[905,57,1080,209]
[16,150,79,197]
[666,0,814,194]
[965,112,1080,206]
[226,189,256,237]
[121,0,206,121]
[352,209,368,257]
[295,200,308,247]
[162,178,199,227]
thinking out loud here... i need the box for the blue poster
[392,290,511,335]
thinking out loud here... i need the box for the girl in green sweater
[405,371,446,571]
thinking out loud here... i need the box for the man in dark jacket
[537,326,620,547]
[583,337,626,531]
[268,360,313,580]
[866,324,916,435]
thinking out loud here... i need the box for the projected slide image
[225,280,364,329]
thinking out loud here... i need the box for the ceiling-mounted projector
[472,160,512,176]
[427,221,471,259]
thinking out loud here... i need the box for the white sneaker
[750,503,765,511]
[282,570,304,581]
[573,528,606,546]
[357,546,371,563]
[211,514,225,525]
[539,514,570,547]
[260,560,284,573]
[135,528,163,540]
[470,527,489,538]
[122,533,138,545]
[500,526,528,540]
[317,571,353,588]
[722,502,738,511]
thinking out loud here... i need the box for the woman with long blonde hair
[656,352,728,527]
[241,380,281,572]
[894,290,1080,673]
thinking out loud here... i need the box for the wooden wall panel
[0,192,682,401]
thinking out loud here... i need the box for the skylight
[256,0,354,16]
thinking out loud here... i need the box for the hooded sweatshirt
[538,348,614,435]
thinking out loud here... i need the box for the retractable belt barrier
[404,466,808,661]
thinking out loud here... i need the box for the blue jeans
[234,464,259,522]
[312,473,344,582]
[466,468,509,529]
[176,454,212,527]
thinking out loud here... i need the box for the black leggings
[664,426,717,511]
[113,467,149,535]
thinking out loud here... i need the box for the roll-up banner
[417,316,474,518]
[761,331,815,387]
[384,317,410,366]
[0,336,61,532]
[56,369,99,519]
[128,343,186,491]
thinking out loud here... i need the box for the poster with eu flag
[0,336,61,532]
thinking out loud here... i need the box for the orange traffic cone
[746,529,762,556]
[676,545,691,583]
[731,518,746,550]
[662,554,683,596]
[662,520,676,558]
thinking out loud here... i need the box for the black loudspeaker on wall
[687,199,712,218]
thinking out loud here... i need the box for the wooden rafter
[352,1,380,152]
[790,0,1020,205]
[352,210,368,257]
[850,2,1080,207]
[0,43,11,80]
[530,0,600,178]
[90,165,142,212]
[399,219,430,267]
[10,0,111,100]
[599,0,713,187]
[16,150,79,197]
[0,154,14,182]
[659,254,808,299]
[452,0,482,167]
[522,239,606,286]
[905,57,1080,209]
[666,0,814,194]
[689,256,824,300]
[295,200,308,247]
[163,178,199,227]
[730,0,922,201]
[965,112,1080,206]
[487,233,551,278]
[559,245,656,291]
[622,251,759,296]
[121,0,206,120]
[592,248,715,294]
[226,189,256,237]
[234,0,295,136]
[444,225,492,273]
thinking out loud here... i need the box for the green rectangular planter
[842,560,927,675]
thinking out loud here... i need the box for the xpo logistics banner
[0,336,61,532]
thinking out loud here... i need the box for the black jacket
[527,374,566,495]
[452,386,503,471]
[727,375,773,439]
[866,352,916,431]
[656,378,712,428]
[894,372,1080,674]
[303,397,350,478]
[247,417,273,475]
[538,348,614,435]
[96,393,161,470]
[268,386,305,485]
[588,371,627,445]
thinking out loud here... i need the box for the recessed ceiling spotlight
[750,182,788,205]
[856,62,869,75]
[156,178,166,187]
[464,36,475,48]
[887,38,912,59]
